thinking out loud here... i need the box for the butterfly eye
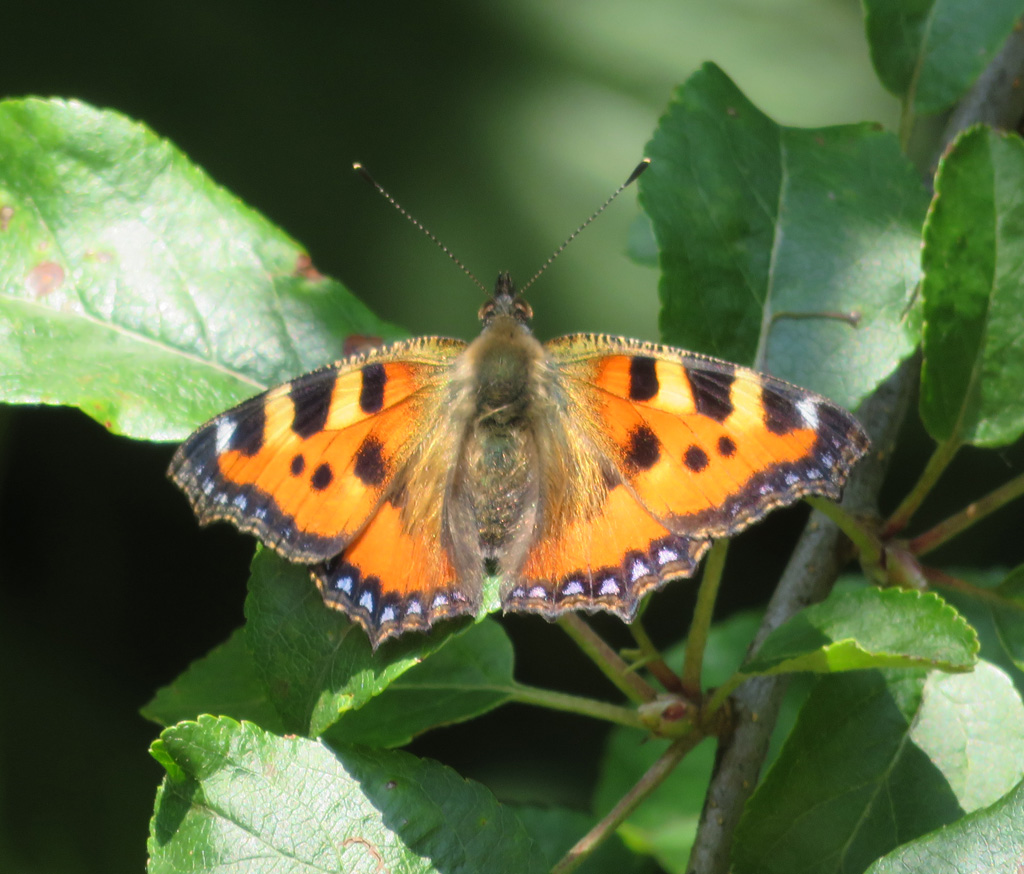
[478,297,532,326]
[514,299,533,323]
[478,283,533,327]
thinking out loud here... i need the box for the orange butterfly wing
[170,339,463,559]
[312,499,467,648]
[509,482,709,619]
[505,336,869,621]
[169,339,468,648]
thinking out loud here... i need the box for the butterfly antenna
[520,158,651,295]
[353,163,489,294]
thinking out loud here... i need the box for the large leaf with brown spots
[640,63,928,411]
[0,97,400,440]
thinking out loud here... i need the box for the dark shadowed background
[11,2,1012,872]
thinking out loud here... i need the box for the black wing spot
[360,362,387,413]
[229,407,266,457]
[290,453,306,476]
[311,462,334,491]
[290,371,337,438]
[625,424,660,470]
[763,386,801,435]
[628,356,659,401]
[684,445,709,472]
[717,435,737,457]
[353,437,387,486]
[687,367,734,423]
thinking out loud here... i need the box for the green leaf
[735,669,957,873]
[734,662,1024,874]
[865,777,1024,874]
[513,806,646,874]
[140,628,284,733]
[920,126,1024,448]
[0,97,400,440]
[243,549,463,737]
[992,565,1024,671]
[322,618,515,748]
[641,63,926,411]
[910,662,1024,812]
[626,212,658,268]
[863,0,1024,115]
[149,740,186,786]
[148,716,548,874]
[742,587,978,677]
[926,566,1024,695]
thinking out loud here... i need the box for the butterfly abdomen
[459,428,538,550]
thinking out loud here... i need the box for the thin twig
[557,614,657,702]
[909,469,1024,556]
[883,436,960,537]
[924,566,1024,610]
[681,540,728,696]
[507,683,649,730]
[552,730,704,874]
[629,619,685,693]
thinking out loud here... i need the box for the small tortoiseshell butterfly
[170,164,869,649]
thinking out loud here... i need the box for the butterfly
[169,267,870,650]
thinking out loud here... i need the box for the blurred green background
[0,2,915,872]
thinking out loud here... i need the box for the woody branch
[686,24,1024,874]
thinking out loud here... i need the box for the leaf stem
[507,683,649,730]
[551,730,703,874]
[805,495,882,571]
[883,437,960,536]
[557,614,657,702]
[703,672,746,717]
[629,619,685,693]
[681,540,728,695]
[909,469,1024,556]
[924,566,1024,610]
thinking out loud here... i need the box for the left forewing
[168,338,466,562]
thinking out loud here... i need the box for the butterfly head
[478,272,533,328]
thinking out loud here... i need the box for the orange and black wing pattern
[169,338,470,646]
[504,335,869,620]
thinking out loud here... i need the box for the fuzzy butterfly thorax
[467,273,541,428]
[170,272,869,649]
